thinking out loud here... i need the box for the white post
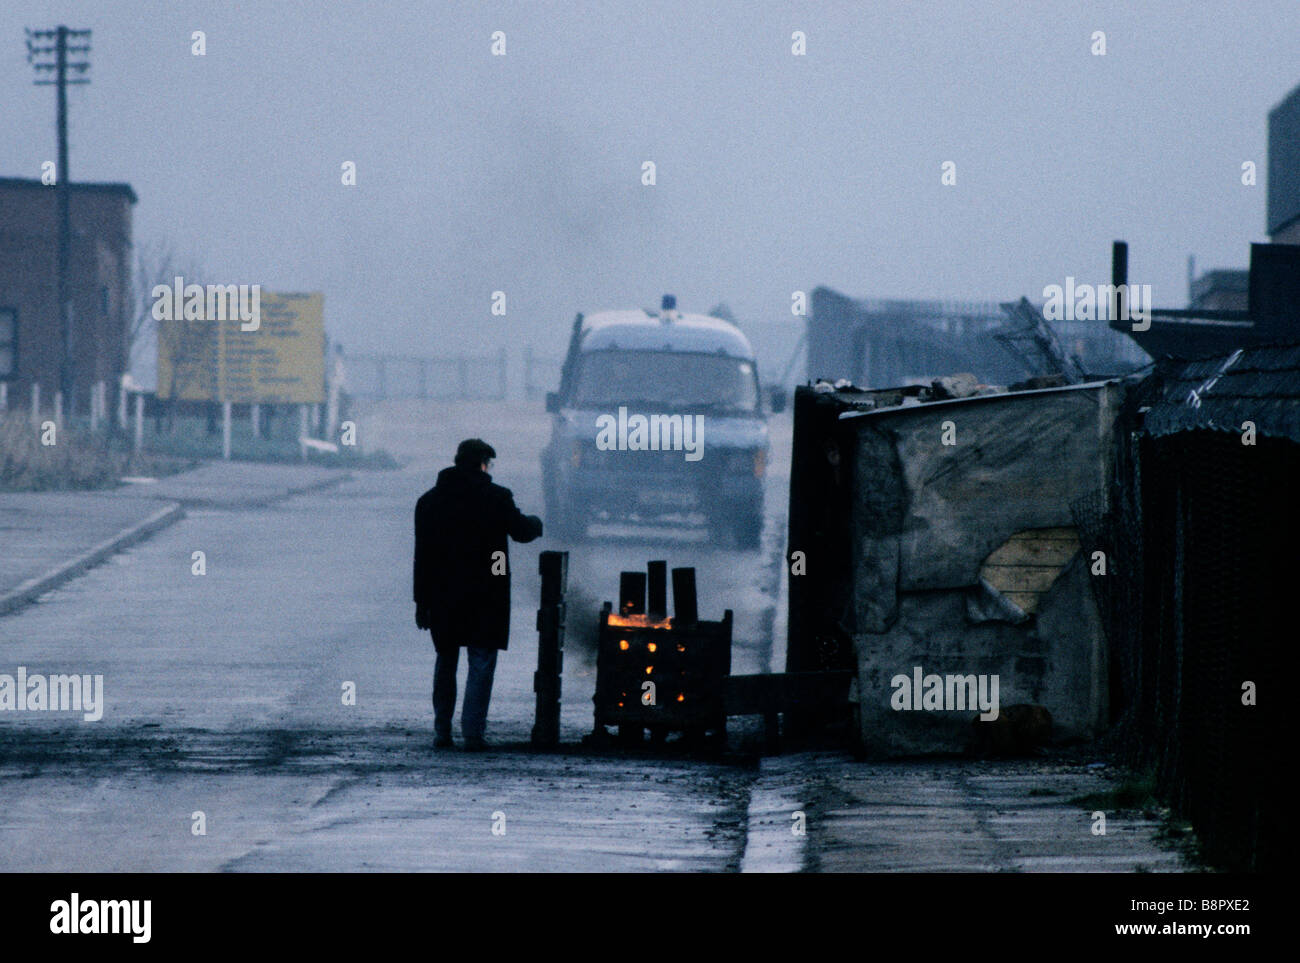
[118,377,128,430]
[326,352,342,441]
[299,404,309,461]
[31,382,39,426]
[99,381,107,429]
[133,392,144,452]
[89,381,100,430]
[251,403,260,440]
[326,382,339,442]
[310,402,320,432]
[0,381,7,412]
[54,391,63,429]
[222,401,232,460]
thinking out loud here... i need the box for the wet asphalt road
[0,402,786,871]
[0,402,1186,872]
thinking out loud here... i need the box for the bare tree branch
[127,237,206,378]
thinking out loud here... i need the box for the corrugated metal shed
[1143,341,1300,441]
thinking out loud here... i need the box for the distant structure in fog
[0,176,136,412]
[1189,268,1249,312]
[1184,80,1300,317]
[1113,81,1300,360]
[806,288,1143,389]
[1268,81,1300,245]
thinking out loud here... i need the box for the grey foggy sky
[3,0,1297,375]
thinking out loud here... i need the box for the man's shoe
[434,734,454,749]
[463,737,487,752]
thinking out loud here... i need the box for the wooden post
[672,567,698,625]
[619,571,646,615]
[532,550,569,748]
[647,560,668,618]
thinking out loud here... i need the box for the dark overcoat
[413,465,543,650]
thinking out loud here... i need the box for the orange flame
[607,613,672,629]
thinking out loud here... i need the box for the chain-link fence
[1073,408,1280,873]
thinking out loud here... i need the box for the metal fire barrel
[592,599,732,742]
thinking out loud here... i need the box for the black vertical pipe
[646,560,667,618]
[1112,240,1128,322]
[532,550,568,748]
[671,566,698,625]
[619,571,646,615]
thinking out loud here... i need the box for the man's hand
[415,604,431,630]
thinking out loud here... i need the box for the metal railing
[344,349,507,401]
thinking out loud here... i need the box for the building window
[0,307,16,378]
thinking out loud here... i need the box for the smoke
[443,110,665,346]
[563,582,604,665]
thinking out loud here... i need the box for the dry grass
[0,413,191,491]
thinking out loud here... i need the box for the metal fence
[522,346,562,400]
[343,350,507,401]
[1073,405,1278,872]
[340,347,563,402]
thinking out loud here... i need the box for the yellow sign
[157,291,324,403]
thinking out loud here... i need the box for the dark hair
[454,438,496,468]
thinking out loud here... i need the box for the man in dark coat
[413,438,543,750]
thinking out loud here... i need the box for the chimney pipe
[1111,241,1128,321]
[619,571,646,615]
[647,560,667,619]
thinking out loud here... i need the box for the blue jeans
[432,643,498,742]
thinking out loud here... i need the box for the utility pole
[27,26,92,413]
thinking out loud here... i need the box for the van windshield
[572,350,759,412]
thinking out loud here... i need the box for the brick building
[0,176,137,413]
